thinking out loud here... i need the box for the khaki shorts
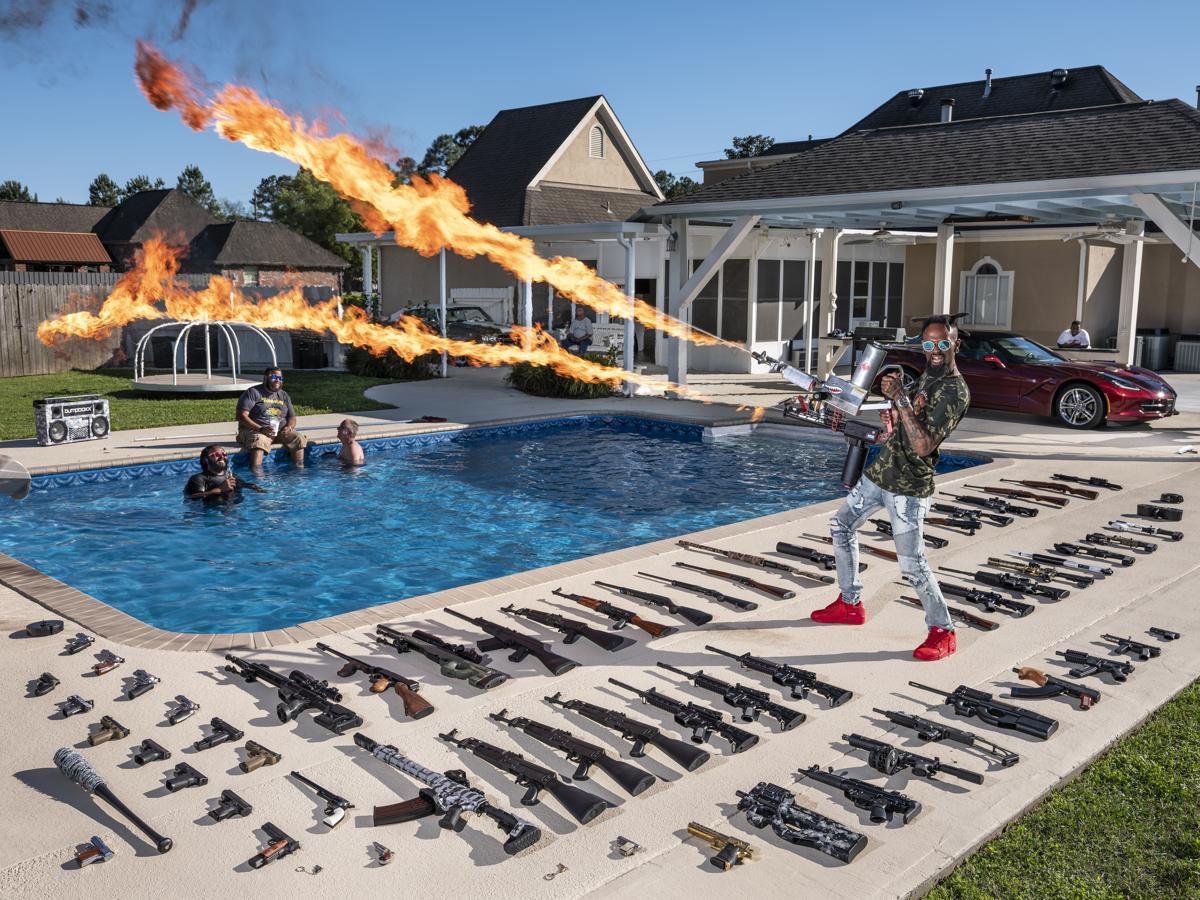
[236,427,310,454]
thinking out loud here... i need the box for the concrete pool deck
[2,368,1200,899]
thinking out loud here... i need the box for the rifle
[1011,667,1101,710]
[313,642,432,720]
[488,709,656,796]
[772,541,844,571]
[502,605,633,652]
[375,624,509,690]
[443,608,579,676]
[966,483,1068,508]
[1053,473,1121,490]
[939,566,1070,601]
[798,533,894,563]
[1009,550,1112,576]
[897,595,998,631]
[936,579,1034,617]
[673,561,796,600]
[1052,542,1134,567]
[636,571,758,611]
[1085,531,1156,554]
[676,540,834,586]
[871,518,950,548]
[593,580,713,626]
[1001,478,1099,500]
[655,662,806,730]
[842,733,983,784]
[984,556,1094,589]
[1108,519,1183,542]
[908,681,1059,740]
[1057,649,1135,682]
[550,588,677,637]
[289,771,354,828]
[686,822,755,871]
[544,691,711,771]
[223,655,362,735]
[925,516,980,535]
[930,503,1012,528]
[607,678,759,753]
[797,765,921,825]
[437,728,610,825]
[1099,634,1161,660]
[704,644,853,707]
[873,707,1019,767]
[943,492,1038,518]
[353,732,541,855]
[735,781,867,863]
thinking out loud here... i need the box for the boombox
[33,394,110,446]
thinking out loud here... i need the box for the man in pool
[184,445,240,501]
[811,315,971,661]
[235,367,308,471]
[336,418,365,466]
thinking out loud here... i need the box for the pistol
[686,822,755,871]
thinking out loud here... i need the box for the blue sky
[2,0,1199,205]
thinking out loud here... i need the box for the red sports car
[882,332,1177,429]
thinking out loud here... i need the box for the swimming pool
[1,416,981,633]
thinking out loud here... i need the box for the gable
[542,110,643,191]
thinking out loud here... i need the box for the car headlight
[480,334,499,344]
[1096,372,1142,391]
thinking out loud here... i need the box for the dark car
[400,305,516,345]
[882,331,1177,428]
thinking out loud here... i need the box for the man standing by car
[560,308,594,355]
[811,316,971,661]
[236,367,308,471]
[1056,320,1091,349]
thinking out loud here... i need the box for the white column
[804,231,818,373]
[817,228,840,377]
[654,255,665,366]
[667,217,690,386]
[932,224,956,315]
[360,245,374,318]
[620,235,636,380]
[547,285,556,329]
[439,248,448,378]
[522,278,533,328]
[1074,239,1088,322]
[1115,220,1146,366]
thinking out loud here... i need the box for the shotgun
[775,540,868,571]
[1000,479,1098,500]
[966,484,1068,508]
[636,571,758,611]
[798,532,896,562]
[673,561,796,600]
[550,588,678,638]
[593,580,713,626]
[1052,473,1121,490]
[896,595,998,631]
[676,540,834,586]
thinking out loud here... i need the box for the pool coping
[1,412,1002,650]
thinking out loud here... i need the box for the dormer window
[589,125,605,158]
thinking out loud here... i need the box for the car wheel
[1054,383,1106,429]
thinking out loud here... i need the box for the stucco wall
[378,246,515,318]
[543,112,643,191]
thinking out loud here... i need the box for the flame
[750,406,767,423]
[132,41,728,349]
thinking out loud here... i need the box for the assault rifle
[1053,473,1121,491]
[673,561,796,600]
[967,483,1068,508]
[985,556,1094,589]
[313,642,433,719]
[1052,542,1134,567]
[544,691,711,771]
[488,709,656,796]
[943,492,1038,518]
[223,655,362,735]
[593,580,713,626]
[1108,519,1182,542]
[897,595,998,631]
[438,728,610,824]
[1085,532,1155,553]
[784,537,874,567]
[908,681,1059,740]
[1011,667,1101,710]
[939,566,1070,601]
[1057,649,1135,682]
[502,604,633,652]
[444,608,579,676]
[550,588,677,638]
[375,624,509,690]
[797,765,921,825]
[936,579,1034,617]
[873,707,1020,767]
[1009,550,1112,576]
[607,678,759,753]
[705,644,853,707]
[871,518,950,548]
[676,540,834,586]
[842,733,984,784]
[353,732,541,855]
[636,571,758,611]
[1001,478,1099,500]
[735,781,867,863]
[655,662,806,730]
[1099,634,1161,660]
[930,502,1012,528]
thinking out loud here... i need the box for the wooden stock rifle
[676,540,833,586]
[1000,479,1098,500]
[965,484,1068,508]
[896,595,998,631]
[798,532,896,562]
[673,561,796,600]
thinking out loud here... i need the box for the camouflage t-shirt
[863,370,970,498]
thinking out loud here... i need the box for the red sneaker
[811,595,866,625]
[913,627,956,661]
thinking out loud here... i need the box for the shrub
[506,346,620,399]
[343,345,438,380]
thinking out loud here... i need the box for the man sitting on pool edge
[236,367,309,471]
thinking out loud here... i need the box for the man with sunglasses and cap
[235,367,309,471]
[812,315,971,662]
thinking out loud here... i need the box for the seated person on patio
[560,309,593,354]
[1056,321,1091,349]
[236,367,308,470]
[184,445,240,501]
[337,418,365,466]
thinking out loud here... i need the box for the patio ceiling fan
[843,222,918,246]
[1059,226,1148,245]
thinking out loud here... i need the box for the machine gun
[735,781,867,863]
[1000,478,1099,500]
[930,502,1012,527]
[797,765,921,825]
[677,540,834,586]
[943,492,1038,518]
[501,605,633,652]
[223,655,362,735]
[607,678,759,753]
[655,662,806,731]
[966,483,1068,508]
[1099,634,1161,660]
[636,571,758,611]
[908,681,1058,740]
[842,733,983,784]
[984,556,1094,589]
[313,642,433,719]
[1085,532,1155,554]
[443,608,579,676]
[550,588,678,638]
[1056,649,1135,682]
[544,692,711,772]
[1053,473,1121,491]
[488,709,656,796]
[939,566,1069,601]
[780,538,871,568]
[873,707,1019,767]
[375,624,509,690]
[1011,667,1101,710]
[1052,542,1134,567]
[1108,519,1182,542]
[936,579,1034,617]
[871,518,950,548]
[704,644,853,707]
[438,729,610,825]
[593,580,713,625]
[673,561,796,600]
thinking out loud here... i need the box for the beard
[203,458,227,476]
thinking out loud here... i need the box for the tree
[215,198,251,221]
[251,173,293,220]
[120,175,166,200]
[391,155,417,186]
[724,134,775,159]
[268,168,363,271]
[0,180,36,202]
[88,173,120,206]
[653,170,701,200]
[417,124,485,176]
[176,164,219,214]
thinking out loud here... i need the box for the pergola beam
[1132,192,1200,269]
[676,214,760,311]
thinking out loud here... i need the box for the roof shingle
[525,185,657,225]
[0,229,111,264]
[0,200,112,233]
[189,221,349,269]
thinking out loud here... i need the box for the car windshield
[990,336,1065,364]
[447,307,495,324]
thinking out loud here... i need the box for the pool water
[1,418,980,633]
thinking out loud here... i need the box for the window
[589,125,605,158]
[755,259,781,342]
[243,266,259,287]
[690,259,719,335]
[780,260,810,342]
[722,259,749,343]
[960,257,1013,329]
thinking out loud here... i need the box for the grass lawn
[0,369,398,441]
[929,677,1200,899]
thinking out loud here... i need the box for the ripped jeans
[830,475,953,630]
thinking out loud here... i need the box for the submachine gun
[797,765,922,825]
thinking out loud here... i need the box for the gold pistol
[686,822,755,871]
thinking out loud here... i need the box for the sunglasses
[921,339,953,352]
[267,375,283,381]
